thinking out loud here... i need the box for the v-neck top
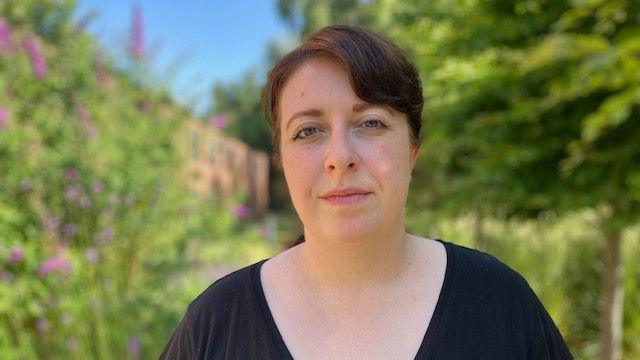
[160,240,573,359]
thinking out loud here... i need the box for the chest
[263,278,440,360]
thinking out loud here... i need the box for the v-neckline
[250,239,455,360]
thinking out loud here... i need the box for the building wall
[184,119,270,217]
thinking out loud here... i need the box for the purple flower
[79,195,92,209]
[94,228,114,245]
[66,336,78,350]
[130,4,144,60]
[210,115,229,130]
[84,124,98,140]
[233,204,251,220]
[64,185,81,201]
[0,18,13,53]
[38,255,72,277]
[0,107,9,130]
[63,223,77,239]
[23,37,47,79]
[75,105,90,124]
[36,319,49,333]
[64,168,79,182]
[1,271,14,283]
[44,213,60,231]
[128,335,141,359]
[92,181,104,195]
[9,246,24,263]
[20,179,33,192]
[85,248,99,263]
[61,313,72,325]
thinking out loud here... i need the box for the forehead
[278,58,355,114]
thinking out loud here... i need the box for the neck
[296,221,413,289]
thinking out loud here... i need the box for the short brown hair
[261,25,423,152]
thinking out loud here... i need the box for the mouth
[320,188,372,205]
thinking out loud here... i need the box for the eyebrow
[285,109,323,131]
[285,103,385,131]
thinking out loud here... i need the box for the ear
[410,145,420,172]
[272,152,282,168]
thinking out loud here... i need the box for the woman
[161,25,572,359]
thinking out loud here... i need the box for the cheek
[281,147,319,192]
[367,142,413,182]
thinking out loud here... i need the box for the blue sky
[75,0,293,115]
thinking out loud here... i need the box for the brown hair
[261,25,423,153]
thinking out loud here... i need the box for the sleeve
[158,307,196,360]
[523,282,574,360]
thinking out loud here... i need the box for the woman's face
[279,57,419,240]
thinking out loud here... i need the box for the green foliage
[209,71,273,154]
[278,0,377,37]
[0,1,275,358]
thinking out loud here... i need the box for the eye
[293,126,319,140]
[361,118,387,129]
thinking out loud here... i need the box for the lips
[320,188,372,205]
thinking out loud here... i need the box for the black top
[160,240,573,359]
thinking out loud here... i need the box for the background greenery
[0,0,638,359]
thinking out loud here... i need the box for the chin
[308,215,386,242]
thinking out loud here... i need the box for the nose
[324,129,359,172]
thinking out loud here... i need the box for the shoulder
[160,260,267,359]
[186,260,265,323]
[434,240,573,359]
[441,240,530,296]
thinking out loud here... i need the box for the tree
[208,71,273,154]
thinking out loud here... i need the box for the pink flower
[130,4,144,60]
[66,336,78,350]
[75,105,90,124]
[63,223,77,239]
[84,124,98,140]
[128,335,141,359]
[1,271,14,283]
[0,18,14,53]
[44,213,60,231]
[36,319,49,333]
[0,107,9,130]
[38,255,72,277]
[210,115,229,130]
[23,37,47,79]
[85,248,99,263]
[64,168,79,182]
[61,313,72,325]
[9,246,24,263]
[233,204,251,220]
[64,185,81,201]
[92,181,104,195]
[79,195,92,209]
[94,228,114,245]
